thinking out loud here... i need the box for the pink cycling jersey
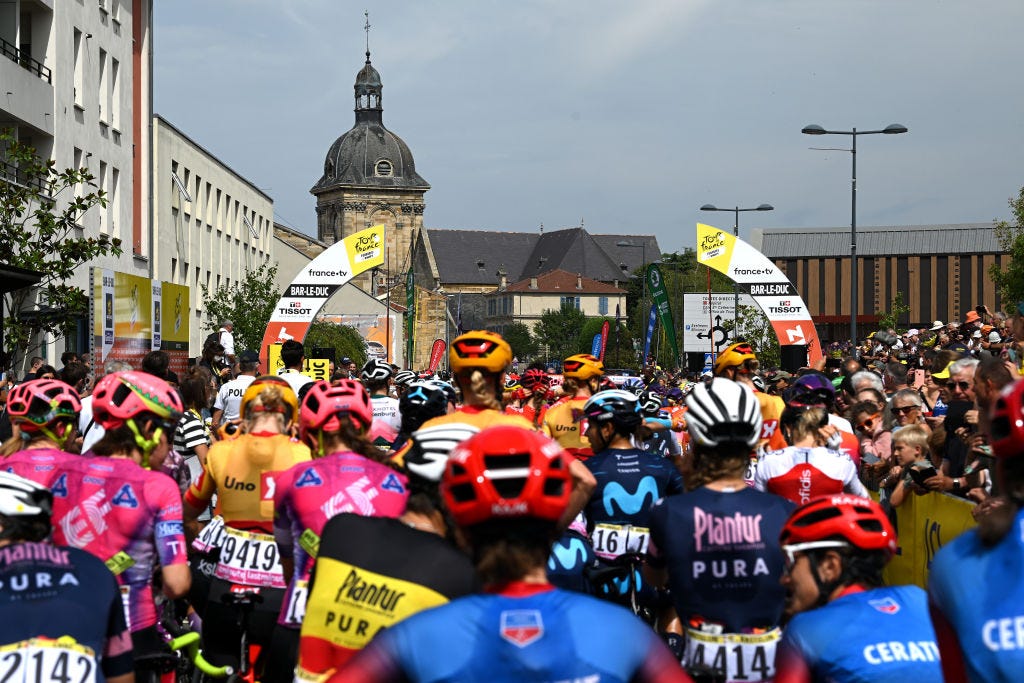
[273,451,408,627]
[1,447,80,487]
[49,456,189,632]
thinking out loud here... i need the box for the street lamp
[700,203,774,326]
[801,123,908,355]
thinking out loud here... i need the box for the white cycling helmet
[0,472,53,542]
[684,378,762,449]
[361,358,394,383]
[394,370,418,387]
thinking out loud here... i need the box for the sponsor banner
[261,225,385,368]
[881,490,976,589]
[151,282,162,351]
[267,343,330,381]
[406,269,415,367]
[428,339,446,373]
[591,333,602,358]
[696,223,822,364]
[92,268,115,362]
[599,320,610,362]
[161,282,191,352]
[642,304,657,360]
[647,264,680,360]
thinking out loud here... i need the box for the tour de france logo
[700,231,727,260]
[355,232,381,254]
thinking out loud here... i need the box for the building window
[98,161,108,233]
[560,296,581,310]
[98,48,108,122]
[110,58,120,129]
[375,159,393,177]
[598,296,608,315]
[73,29,84,108]
[110,167,119,239]
[488,299,496,316]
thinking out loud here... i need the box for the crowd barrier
[880,491,977,588]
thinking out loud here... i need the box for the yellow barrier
[883,492,977,588]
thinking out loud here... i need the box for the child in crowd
[885,424,934,508]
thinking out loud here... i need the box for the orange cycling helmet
[442,426,572,529]
[562,354,604,380]
[449,330,512,374]
[713,342,758,375]
[240,375,299,424]
[780,494,897,559]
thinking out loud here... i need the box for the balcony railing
[0,158,47,193]
[0,36,52,84]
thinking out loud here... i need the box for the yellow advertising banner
[267,343,329,382]
[884,492,977,588]
[161,282,191,351]
[113,272,152,340]
[343,224,385,276]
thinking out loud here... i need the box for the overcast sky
[153,1,1024,253]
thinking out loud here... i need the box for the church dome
[312,55,429,193]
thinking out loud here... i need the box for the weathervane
[364,10,371,63]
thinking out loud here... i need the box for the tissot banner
[696,223,822,364]
[646,263,679,361]
[260,225,385,370]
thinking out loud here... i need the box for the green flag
[406,268,415,366]
[646,263,679,361]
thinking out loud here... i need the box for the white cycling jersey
[753,446,868,506]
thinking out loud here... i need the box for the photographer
[923,357,979,498]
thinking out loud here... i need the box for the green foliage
[578,317,633,369]
[303,321,367,368]
[200,260,278,353]
[877,291,911,332]
[991,186,1024,311]
[733,304,781,369]
[0,129,120,370]
[502,322,538,361]
[534,305,588,363]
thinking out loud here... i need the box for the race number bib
[214,526,285,589]
[591,523,650,560]
[683,627,780,683]
[0,638,98,683]
[192,515,226,554]
[282,580,309,626]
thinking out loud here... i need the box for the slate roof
[503,269,626,294]
[425,229,539,285]
[759,223,1002,259]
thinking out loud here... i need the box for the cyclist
[362,358,400,446]
[269,380,408,682]
[393,369,418,399]
[648,378,793,681]
[543,353,605,460]
[775,494,940,682]
[392,380,450,452]
[0,472,134,683]
[637,389,682,460]
[765,373,860,465]
[928,378,1024,682]
[53,370,191,667]
[714,343,784,451]
[506,367,552,428]
[183,377,311,675]
[1,378,82,478]
[334,425,692,682]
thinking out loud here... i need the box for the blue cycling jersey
[546,529,596,593]
[775,585,941,683]
[584,447,684,529]
[335,583,690,682]
[929,507,1024,683]
[649,486,793,632]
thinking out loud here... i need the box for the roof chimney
[576,273,583,290]
[529,276,538,290]
[497,266,507,291]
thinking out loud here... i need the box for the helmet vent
[794,507,840,527]
[543,477,566,497]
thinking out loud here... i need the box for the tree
[201,260,278,353]
[0,129,120,372]
[733,304,781,370]
[502,322,538,361]
[303,321,367,368]
[877,291,911,332]
[534,305,588,364]
[990,186,1024,310]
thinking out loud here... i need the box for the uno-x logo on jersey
[868,597,900,615]
[500,610,544,648]
[59,489,111,547]
[320,476,380,517]
[602,476,659,516]
[761,419,778,440]
[260,472,278,501]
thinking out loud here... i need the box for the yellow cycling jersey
[185,431,311,532]
[755,392,786,447]
[542,396,591,459]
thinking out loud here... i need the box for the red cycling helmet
[442,426,572,528]
[299,379,373,441]
[6,379,82,431]
[520,368,550,391]
[92,371,183,429]
[990,378,1024,459]
[780,494,897,558]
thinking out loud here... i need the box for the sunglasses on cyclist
[856,414,882,431]
[781,541,850,571]
[892,405,920,415]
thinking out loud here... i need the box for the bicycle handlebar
[160,601,234,678]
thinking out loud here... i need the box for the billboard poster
[681,293,757,353]
[696,223,823,364]
[160,282,191,376]
[151,282,162,352]
[92,268,115,362]
[261,225,385,370]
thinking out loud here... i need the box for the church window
[375,159,393,177]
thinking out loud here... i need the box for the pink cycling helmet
[299,379,373,442]
[92,371,183,429]
[6,379,82,431]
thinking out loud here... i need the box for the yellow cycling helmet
[713,342,758,375]
[240,375,299,423]
[563,354,604,380]
[449,331,512,374]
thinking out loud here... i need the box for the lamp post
[700,203,774,326]
[801,123,908,355]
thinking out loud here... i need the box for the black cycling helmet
[400,381,449,434]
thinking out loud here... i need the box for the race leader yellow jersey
[542,396,592,459]
[185,431,311,533]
